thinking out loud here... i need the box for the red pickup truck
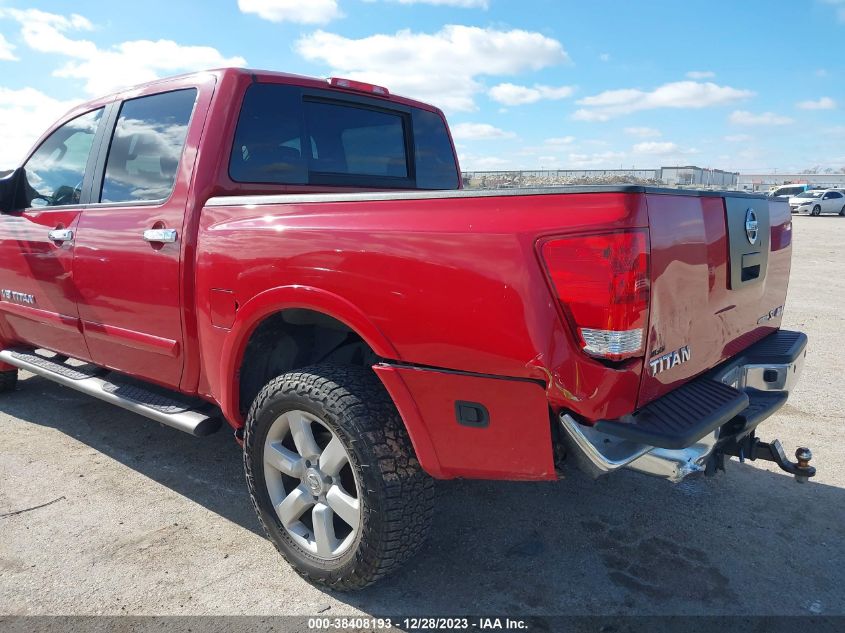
[0,68,812,589]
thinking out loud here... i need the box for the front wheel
[243,364,434,590]
[840,204,845,216]
[812,205,822,216]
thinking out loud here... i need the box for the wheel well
[238,309,380,416]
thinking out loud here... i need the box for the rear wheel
[243,364,434,590]
[839,204,845,216]
[0,369,17,393]
[812,205,822,216]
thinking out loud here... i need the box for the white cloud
[0,33,17,61]
[373,0,489,6]
[451,122,516,140]
[821,0,845,22]
[460,154,511,170]
[599,53,610,62]
[1,8,246,95]
[565,151,625,168]
[295,25,568,112]
[624,126,661,138]
[237,0,342,24]
[796,96,836,110]
[0,87,79,169]
[724,134,753,142]
[632,141,694,155]
[544,136,576,145]
[686,70,715,79]
[729,110,794,126]
[57,41,246,96]
[573,81,753,121]
[488,82,574,106]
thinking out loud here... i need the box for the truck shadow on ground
[5,373,844,615]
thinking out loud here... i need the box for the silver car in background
[788,189,845,216]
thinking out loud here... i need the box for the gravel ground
[0,215,843,617]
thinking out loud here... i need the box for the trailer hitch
[718,433,816,483]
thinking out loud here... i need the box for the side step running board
[0,349,221,437]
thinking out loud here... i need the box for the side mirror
[0,168,28,213]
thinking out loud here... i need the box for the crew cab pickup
[0,68,811,589]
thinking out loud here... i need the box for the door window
[100,89,197,203]
[22,108,103,208]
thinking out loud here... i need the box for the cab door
[0,107,106,359]
[72,81,210,388]
[823,190,843,214]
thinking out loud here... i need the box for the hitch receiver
[720,433,816,483]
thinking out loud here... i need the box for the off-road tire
[0,369,18,393]
[243,364,434,590]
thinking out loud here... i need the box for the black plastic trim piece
[717,390,788,440]
[455,401,490,428]
[595,379,749,450]
[736,329,807,365]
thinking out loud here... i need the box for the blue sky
[0,0,843,172]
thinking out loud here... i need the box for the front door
[823,190,843,213]
[72,87,199,388]
[0,107,105,359]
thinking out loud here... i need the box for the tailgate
[638,193,793,408]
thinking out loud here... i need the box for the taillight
[540,230,650,361]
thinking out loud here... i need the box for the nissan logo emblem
[745,208,759,245]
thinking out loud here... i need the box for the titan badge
[649,345,691,377]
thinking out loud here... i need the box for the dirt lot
[1,215,843,617]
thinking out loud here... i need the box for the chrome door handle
[143,228,178,243]
[48,229,74,242]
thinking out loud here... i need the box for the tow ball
[716,433,816,483]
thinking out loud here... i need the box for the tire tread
[243,364,434,590]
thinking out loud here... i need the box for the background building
[737,173,845,191]
[463,166,738,189]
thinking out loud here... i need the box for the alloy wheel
[263,409,361,559]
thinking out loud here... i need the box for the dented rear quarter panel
[195,191,650,428]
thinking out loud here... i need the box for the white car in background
[788,189,845,215]
[769,183,812,199]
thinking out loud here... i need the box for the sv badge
[757,305,784,324]
[649,345,691,377]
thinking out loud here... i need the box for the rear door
[72,80,210,388]
[0,107,106,358]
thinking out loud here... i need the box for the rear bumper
[559,329,807,482]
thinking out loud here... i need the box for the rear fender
[219,285,399,425]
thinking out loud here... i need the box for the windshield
[796,191,823,198]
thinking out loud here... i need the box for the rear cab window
[229,83,459,190]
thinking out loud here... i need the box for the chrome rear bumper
[559,330,807,483]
